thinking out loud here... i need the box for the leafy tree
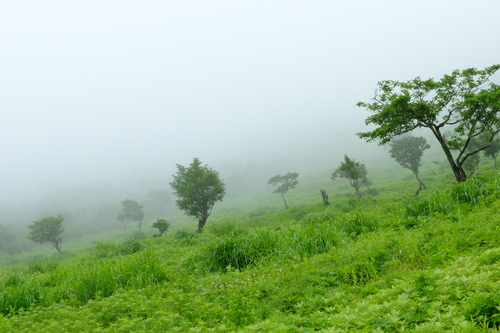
[27,215,64,255]
[357,64,500,183]
[170,157,226,233]
[483,136,500,170]
[388,135,430,195]
[268,172,299,210]
[151,218,170,237]
[331,155,368,199]
[117,199,145,229]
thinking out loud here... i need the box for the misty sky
[1,0,499,204]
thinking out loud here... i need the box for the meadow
[1,160,500,332]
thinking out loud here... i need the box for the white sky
[1,0,499,203]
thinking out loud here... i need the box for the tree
[28,215,64,255]
[388,135,430,196]
[117,199,145,229]
[357,64,500,183]
[268,172,299,210]
[151,218,170,237]
[170,157,226,233]
[483,135,500,170]
[332,155,368,199]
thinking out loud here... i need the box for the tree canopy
[268,172,299,210]
[483,137,500,170]
[28,215,64,255]
[151,218,170,237]
[357,64,500,182]
[117,199,145,229]
[332,155,368,199]
[388,135,430,195]
[170,157,226,233]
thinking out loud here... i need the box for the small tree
[357,64,500,183]
[151,218,170,237]
[28,215,64,255]
[483,137,500,170]
[268,172,299,210]
[117,199,145,229]
[332,155,368,199]
[170,157,226,233]
[388,135,430,196]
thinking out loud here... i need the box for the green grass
[2,163,500,332]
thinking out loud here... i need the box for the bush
[189,230,278,272]
[118,240,144,255]
[450,174,500,206]
[174,229,195,240]
[404,192,451,217]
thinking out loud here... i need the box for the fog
[1,1,499,228]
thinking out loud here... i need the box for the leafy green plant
[450,174,500,205]
[403,191,452,217]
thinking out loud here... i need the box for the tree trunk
[431,126,467,182]
[281,193,289,210]
[53,241,63,255]
[353,185,362,199]
[494,157,498,170]
[414,172,427,190]
[197,217,207,233]
[320,190,330,206]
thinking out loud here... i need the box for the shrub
[338,212,379,238]
[189,230,278,272]
[118,239,144,255]
[450,174,500,206]
[404,192,451,217]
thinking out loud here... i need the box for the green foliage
[389,135,430,194]
[117,199,145,229]
[268,172,299,209]
[151,218,170,236]
[483,137,500,169]
[27,215,64,255]
[189,230,278,272]
[95,240,144,258]
[404,191,452,217]
[357,64,500,182]
[389,135,430,173]
[207,222,247,237]
[28,259,59,273]
[450,173,500,205]
[170,157,226,233]
[332,155,369,199]
[5,160,500,332]
[174,229,196,244]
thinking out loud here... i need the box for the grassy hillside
[1,162,500,332]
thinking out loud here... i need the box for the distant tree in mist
[268,172,299,210]
[117,199,145,229]
[483,137,500,170]
[27,215,64,255]
[332,155,368,199]
[170,157,226,233]
[388,135,430,196]
[151,218,170,237]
